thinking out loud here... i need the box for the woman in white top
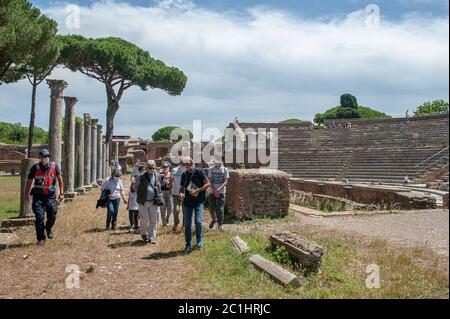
[101,168,127,230]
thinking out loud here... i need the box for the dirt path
[0,183,207,299]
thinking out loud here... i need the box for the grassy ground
[187,230,449,298]
[0,175,448,298]
[0,176,20,222]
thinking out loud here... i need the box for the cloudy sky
[0,0,448,140]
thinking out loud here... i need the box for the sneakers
[141,235,149,242]
[37,240,45,246]
[209,221,216,229]
[129,226,135,232]
[196,240,203,250]
[218,224,224,232]
[133,228,141,234]
[47,229,54,239]
[183,246,193,255]
[149,238,157,244]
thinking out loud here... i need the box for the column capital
[46,79,68,95]
[91,118,99,127]
[64,96,78,108]
[83,113,91,123]
[97,124,103,131]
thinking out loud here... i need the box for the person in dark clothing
[24,149,64,246]
[179,157,211,254]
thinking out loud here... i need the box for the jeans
[183,203,204,248]
[32,194,58,241]
[106,198,120,228]
[209,193,225,226]
[139,201,159,239]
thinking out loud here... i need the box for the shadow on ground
[107,240,148,249]
[142,251,182,260]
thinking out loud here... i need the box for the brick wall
[226,169,290,219]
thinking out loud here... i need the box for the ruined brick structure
[226,169,290,219]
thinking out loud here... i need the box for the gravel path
[297,210,449,257]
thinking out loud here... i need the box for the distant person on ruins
[170,162,184,231]
[208,160,229,231]
[127,182,139,233]
[136,160,162,244]
[130,158,141,181]
[403,175,409,187]
[101,168,127,230]
[24,149,64,246]
[159,161,173,227]
[405,110,410,122]
[179,156,211,254]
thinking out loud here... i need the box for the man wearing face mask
[24,149,64,246]
[135,160,161,244]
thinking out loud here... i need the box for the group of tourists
[325,121,352,129]
[25,148,229,254]
[101,156,229,254]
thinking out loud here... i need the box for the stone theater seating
[231,114,449,184]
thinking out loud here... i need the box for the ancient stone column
[105,142,111,177]
[83,114,92,189]
[62,97,77,198]
[90,119,98,186]
[46,80,68,165]
[19,158,39,218]
[114,142,119,164]
[96,124,103,184]
[74,120,85,194]
[102,142,107,179]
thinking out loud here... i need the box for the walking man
[136,160,161,244]
[24,149,64,246]
[179,157,211,254]
[208,160,229,231]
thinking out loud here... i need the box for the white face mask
[42,157,50,165]
[113,176,120,181]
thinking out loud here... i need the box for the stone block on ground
[231,236,249,253]
[250,254,301,288]
[226,169,290,219]
[269,231,325,273]
[0,233,20,250]
[1,217,35,229]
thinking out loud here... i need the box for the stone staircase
[274,114,449,183]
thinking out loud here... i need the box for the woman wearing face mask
[101,168,127,230]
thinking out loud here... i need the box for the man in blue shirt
[179,157,211,254]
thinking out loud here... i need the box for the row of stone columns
[20,79,113,216]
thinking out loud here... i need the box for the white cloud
[0,0,448,139]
